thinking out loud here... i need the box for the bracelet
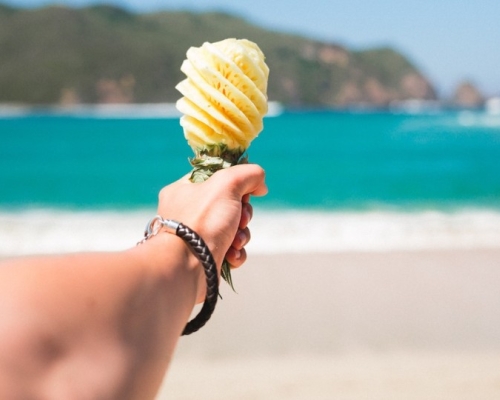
[138,215,219,336]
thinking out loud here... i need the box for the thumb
[212,164,268,198]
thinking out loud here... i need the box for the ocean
[1,107,500,256]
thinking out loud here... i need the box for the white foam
[457,110,500,128]
[247,209,500,254]
[0,102,283,119]
[0,103,182,119]
[0,209,152,257]
[1,208,500,257]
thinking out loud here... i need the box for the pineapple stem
[189,144,247,291]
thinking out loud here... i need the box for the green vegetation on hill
[0,4,436,106]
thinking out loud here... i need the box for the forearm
[0,164,267,399]
[0,233,203,399]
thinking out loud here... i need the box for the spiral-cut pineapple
[176,38,269,152]
[175,39,269,290]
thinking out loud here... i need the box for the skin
[0,164,267,400]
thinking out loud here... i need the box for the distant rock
[452,81,484,108]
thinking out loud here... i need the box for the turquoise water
[1,110,500,211]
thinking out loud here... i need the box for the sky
[3,0,500,98]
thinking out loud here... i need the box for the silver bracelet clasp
[138,215,180,244]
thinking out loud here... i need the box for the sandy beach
[2,211,499,398]
[156,249,500,399]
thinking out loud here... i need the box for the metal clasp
[138,215,180,245]
[145,215,163,238]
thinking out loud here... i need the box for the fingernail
[237,230,247,246]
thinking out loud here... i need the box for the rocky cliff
[0,4,437,107]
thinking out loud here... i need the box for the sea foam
[1,208,500,258]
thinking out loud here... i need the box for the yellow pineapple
[176,38,269,289]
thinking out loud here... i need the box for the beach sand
[156,249,500,399]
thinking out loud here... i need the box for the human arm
[0,164,267,400]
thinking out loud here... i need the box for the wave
[0,103,182,119]
[248,209,500,253]
[0,101,284,119]
[1,208,500,257]
[457,110,500,128]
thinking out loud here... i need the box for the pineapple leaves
[188,144,248,290]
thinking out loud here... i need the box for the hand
[156,164,267,297]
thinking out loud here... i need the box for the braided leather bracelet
[139,216,219,336]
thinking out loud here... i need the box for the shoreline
[1,208,500,257]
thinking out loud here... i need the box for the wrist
[131,217,221,334]
[132,231,205,302]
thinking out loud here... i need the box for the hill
[0,4,436,107]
